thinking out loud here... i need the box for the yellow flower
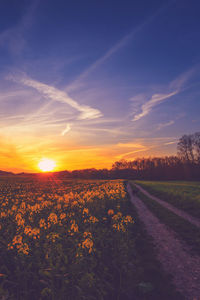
[70,220,79,233]
[107,209,114,215]
[123,215,134,224]
[24,226,32,235]
[19,243,29,255]
[83,208,89,215]
[82,238,93,253]
[88,216,99,223]
[83,231,92,238]
[15,213,25,227]
[113,223,126,232]
[39,218,47,229]
[46,233,59,243]
[60,213,66,220]
[32,228,40,238]
[48,213,58,224]
[12,235,22,245]
[20,202,26,210]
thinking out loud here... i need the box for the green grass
[134,181,200,219]
[131,182,200,255]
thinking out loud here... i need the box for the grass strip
[135,181,200,219]
[131,182,200,255]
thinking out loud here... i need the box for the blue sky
[0,0,200,172]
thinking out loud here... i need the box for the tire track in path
[134,183,200,228]
[127,183,200,299]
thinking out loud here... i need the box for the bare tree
[177,134,194,163]
[193,132,200,163]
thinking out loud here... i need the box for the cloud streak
[169,67,198,90]
[61,124,71,136]
[157,120,174,130]
[67,2,171,92]
[9,75,102,120]
[131,65,198,122]
[164,141,177,145]
[132,91,178,121]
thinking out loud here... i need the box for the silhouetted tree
[177,134,194,163]
[193,132,200,163]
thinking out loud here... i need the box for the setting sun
[38,158,56,172]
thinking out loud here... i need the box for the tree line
[36,132,200,181]
[110,132,200,180]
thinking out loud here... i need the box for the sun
[38,158,56,172]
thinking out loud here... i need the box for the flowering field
[0,177,179,299]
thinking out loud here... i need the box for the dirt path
[134,183,200,228]
[127,183,200,299]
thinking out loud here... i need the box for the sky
[0,0,200,172]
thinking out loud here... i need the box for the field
[0,176,180,300]
[135,181,200,218]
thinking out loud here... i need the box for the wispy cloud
[131,65,199,122]
[157,120,174,130]
[132,91,178,121]
[61,124,71,136]
[8,74,102,120]
[117,142,145,148]
[115,135,178,160]
[67,2,171,92]
[0,89,31,102]
[115,142,148,159]
[116,149,149,160]
[169,67,197,90]
[164,141,177,145]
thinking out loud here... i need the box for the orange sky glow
[1,1,200,174]
[0,133,177,173]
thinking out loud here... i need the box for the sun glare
[38,158,56,172]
